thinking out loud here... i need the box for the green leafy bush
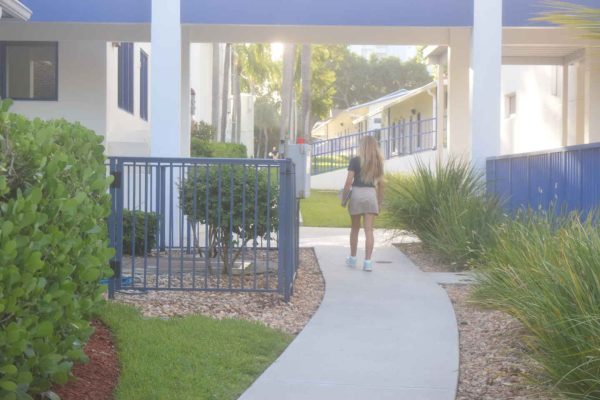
[383,158,502,267]
[191,138,247,159]
[474,211,600,398]
[122,210,158,256]
[191,121,216,142]
[180,165,277,272]
[0,100,113,398]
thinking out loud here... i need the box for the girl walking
[342,136,384,271]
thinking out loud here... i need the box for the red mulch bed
[52,320,119,400]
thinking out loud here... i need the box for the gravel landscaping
[396,241,553,400]
[115,248,325,335]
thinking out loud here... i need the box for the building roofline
[0,0,32,20]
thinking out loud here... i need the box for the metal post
[111,159,124,292]
[278,161,288,300]
[107,158,117,299]
[409,120,414,154]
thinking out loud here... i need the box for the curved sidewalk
[240,227,459,400]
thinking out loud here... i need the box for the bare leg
[350,214,362,257]
[364,213,376,260]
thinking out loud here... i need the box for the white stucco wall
[105,42,152,156]
[500,65,563,155]
[9,40,107,138]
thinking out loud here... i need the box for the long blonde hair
[358,136,384,185]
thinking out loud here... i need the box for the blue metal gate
[107,157,299,301]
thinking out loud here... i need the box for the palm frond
[534,1,600,40]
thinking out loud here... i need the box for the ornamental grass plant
[383,157,502,267]
[474,211,600,399]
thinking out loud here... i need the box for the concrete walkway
[240,227,459,400]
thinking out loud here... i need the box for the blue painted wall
[20,0,600,26]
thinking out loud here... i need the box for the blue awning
[18,0,599,27]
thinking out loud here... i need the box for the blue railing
[486,142,600,214]
[311,117,438,175]
[107,156,299,301]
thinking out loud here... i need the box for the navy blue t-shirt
[348,157,374,188]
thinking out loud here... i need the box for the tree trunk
[300,44,312,141]
[279,44,296,154]
[211,43,221,140]
[220,43,232,143]
[263,128,269,158]
[233,49,242,144]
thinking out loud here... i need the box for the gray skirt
[348,186,379,216]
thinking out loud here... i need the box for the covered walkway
[240,227,459,400]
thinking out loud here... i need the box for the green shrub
[474,211,600,398]
[122,210,158,256]
[383,158,501,266]
[191,121,216,142]
[0,100,113,398]
[180,165,277,272]
[191,138,247,159]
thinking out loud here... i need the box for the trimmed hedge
[180,165,277,272]
[0,100,113,398]
[191,138,247,158]
[122,210,158,256]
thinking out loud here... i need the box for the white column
[180,31,191,157]
[562,64,569,146]
[584,47,600,143]
[436,63,446,162]
[447,28,471,158]
[470,0,502,168]
[150,0,181,157]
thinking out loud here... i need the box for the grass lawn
[300,190,393,229]
[99,303,292,400]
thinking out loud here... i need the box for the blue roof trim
[18,0,600,27]
[22,0,151,23]
[181,0,474,26]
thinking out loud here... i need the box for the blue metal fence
[107,156,299,301]
[311,117,438,175]
[486,142,600,214]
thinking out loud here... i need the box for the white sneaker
[346,256,357,268]
[363,260,373,272]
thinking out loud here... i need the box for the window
[140,50,148,121]
[506,93,517,118]
[0,42,58,100]
[118,42,134,113]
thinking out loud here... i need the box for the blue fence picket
[310,117,438,175]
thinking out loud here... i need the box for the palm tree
[220,43,231,142]
[211,43,221,140]
[232,48,242,143]
[300,44,312,141]
[254,97,280,157]
[280,43,296,152]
